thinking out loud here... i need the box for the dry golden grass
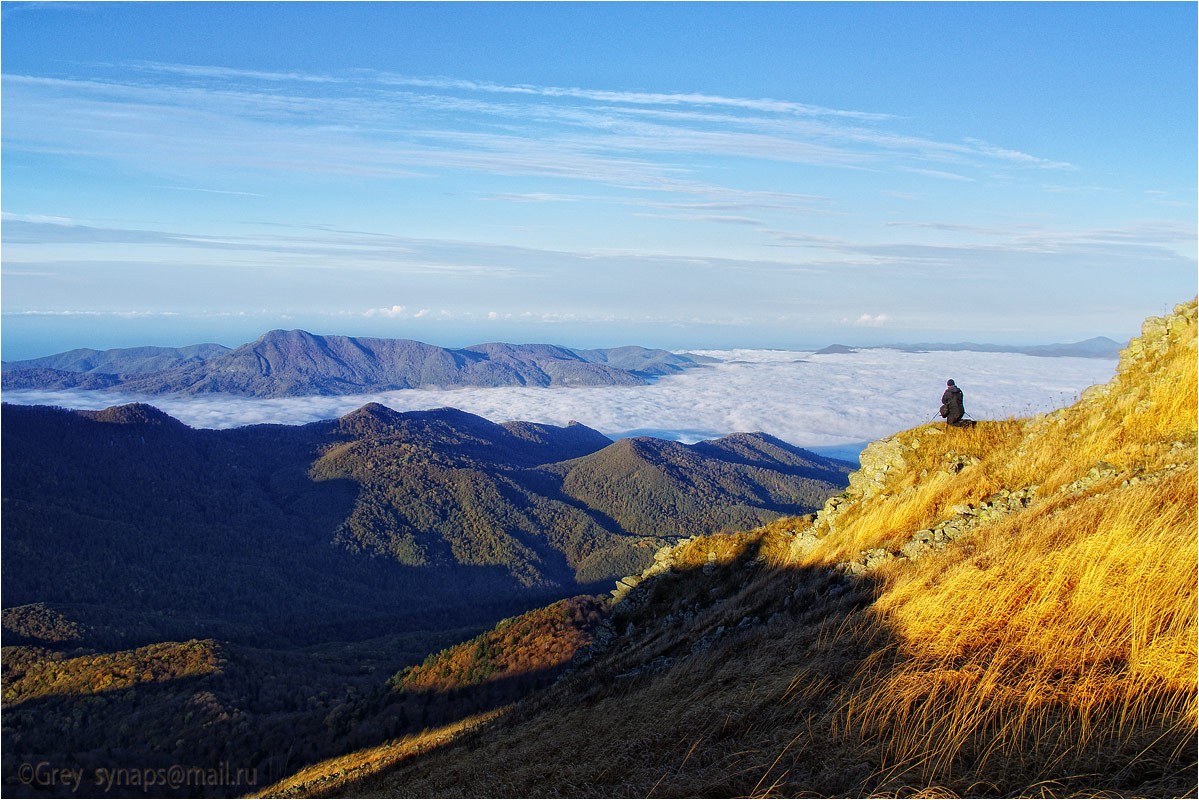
[843,470,1197,793]
[251,707,511,798]
[818,300,1199,794]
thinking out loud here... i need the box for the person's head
[947,379,956,386]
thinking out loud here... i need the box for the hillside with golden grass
[390,596,606,695]
[263,300,1197,798]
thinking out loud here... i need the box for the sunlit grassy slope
[264,300,1196,799]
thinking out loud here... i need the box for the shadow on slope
[2,631,560,799]
[300,461,1197,798]
[255,540,897,798]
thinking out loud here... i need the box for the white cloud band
[2,349,1118,450]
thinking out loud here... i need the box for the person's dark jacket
[941,383,965,424]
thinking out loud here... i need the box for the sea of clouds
[2,349,1118,462]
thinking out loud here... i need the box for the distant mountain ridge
[1,330,715,397]
[813,335,1123,358]
[1,342,230,374]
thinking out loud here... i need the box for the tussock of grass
[847,470,1197,793]
[817,301,1199,795]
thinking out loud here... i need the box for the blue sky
[2,2,1195,360]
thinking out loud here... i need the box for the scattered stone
[615,655,676,680]
[574,621,617,666]
[863,548,892,569]
[788,531,821,558]
[690,625,726,655]
[943,452,981,474]
[1062,463,1121,496]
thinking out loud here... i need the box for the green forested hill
[549,432,846,539]
[1,400,850,636]
[2,401,849,650]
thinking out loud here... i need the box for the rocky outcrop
[1117,301,1197,374]
[608,536,694,606]
[830,486,1038,575]
[785,423,1045,573]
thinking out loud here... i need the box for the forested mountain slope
[2,402,848,647]
[268,300,1196,798]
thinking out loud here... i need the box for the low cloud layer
[3,349,1117,452]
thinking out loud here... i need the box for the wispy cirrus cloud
[7,212,1192,334]
[883,219,1198,256]
[2,63,1077,201]
[75,63,1074,177]
[369,73,897,121]
[636,212,765,226]
[481,192,585,204]
[156,185,265,197]
[2,217,530,277]
[5,309,182,318]
[895,166,975,182]
[5,58,1187,350]
[124,61,343,84]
